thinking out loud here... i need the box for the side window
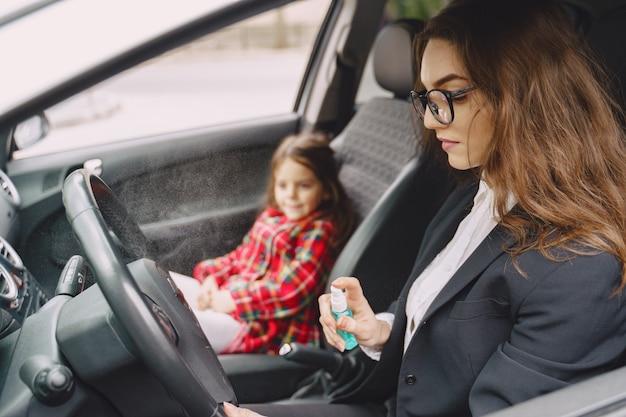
[355,0,446,104]
[14,0,331,159]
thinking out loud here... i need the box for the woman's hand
[319,276,391,352]
[223,402,266,417]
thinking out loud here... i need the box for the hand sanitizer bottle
[330,286,358,350]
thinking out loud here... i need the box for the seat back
[332,19,425,222]
[329,20,453,313]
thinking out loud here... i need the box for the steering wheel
[62,169,237,416]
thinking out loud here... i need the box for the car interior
[220,18,455,404]
[1,0,626,416]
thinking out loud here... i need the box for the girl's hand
[197,277,219,311]
[319,276,391,352]
[210,289,236,314]
[223,402,265,417]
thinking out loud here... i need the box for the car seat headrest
[373,19,424,98]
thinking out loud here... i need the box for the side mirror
[12,113,49,150]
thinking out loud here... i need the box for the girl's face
[273,158,325,220]
[420,38,494,170]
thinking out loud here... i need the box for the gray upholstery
[334,98,422,222]
[373,20,423,98]
[333,19,425,223]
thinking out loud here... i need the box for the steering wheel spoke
[62,169,236,416]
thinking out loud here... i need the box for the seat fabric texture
[334,98,422,223]
[332,19,425,222]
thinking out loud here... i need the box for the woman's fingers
[320,276,391,349]
[320,292,352,351]
[319,277,366,351]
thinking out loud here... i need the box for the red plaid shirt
[193,207,338,354]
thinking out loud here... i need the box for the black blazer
[338,180,626,417]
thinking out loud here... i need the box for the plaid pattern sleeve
[226,218,337,321]
[192,233,250,286]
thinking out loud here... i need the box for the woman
[226,0,626,415]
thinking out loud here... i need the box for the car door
[4,0,336,295]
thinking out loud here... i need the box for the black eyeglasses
[410,86,476,125]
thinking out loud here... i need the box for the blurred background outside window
[16,0,446,159]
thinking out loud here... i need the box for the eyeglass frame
[410,86,477,125]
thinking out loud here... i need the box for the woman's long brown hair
[416,0,626,292]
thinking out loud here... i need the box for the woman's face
[420,38,494,170]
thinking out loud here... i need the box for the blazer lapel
[400,179,479,301]
[380,180,480,363]
[422,225,509,321]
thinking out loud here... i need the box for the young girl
[173,131,355,354]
